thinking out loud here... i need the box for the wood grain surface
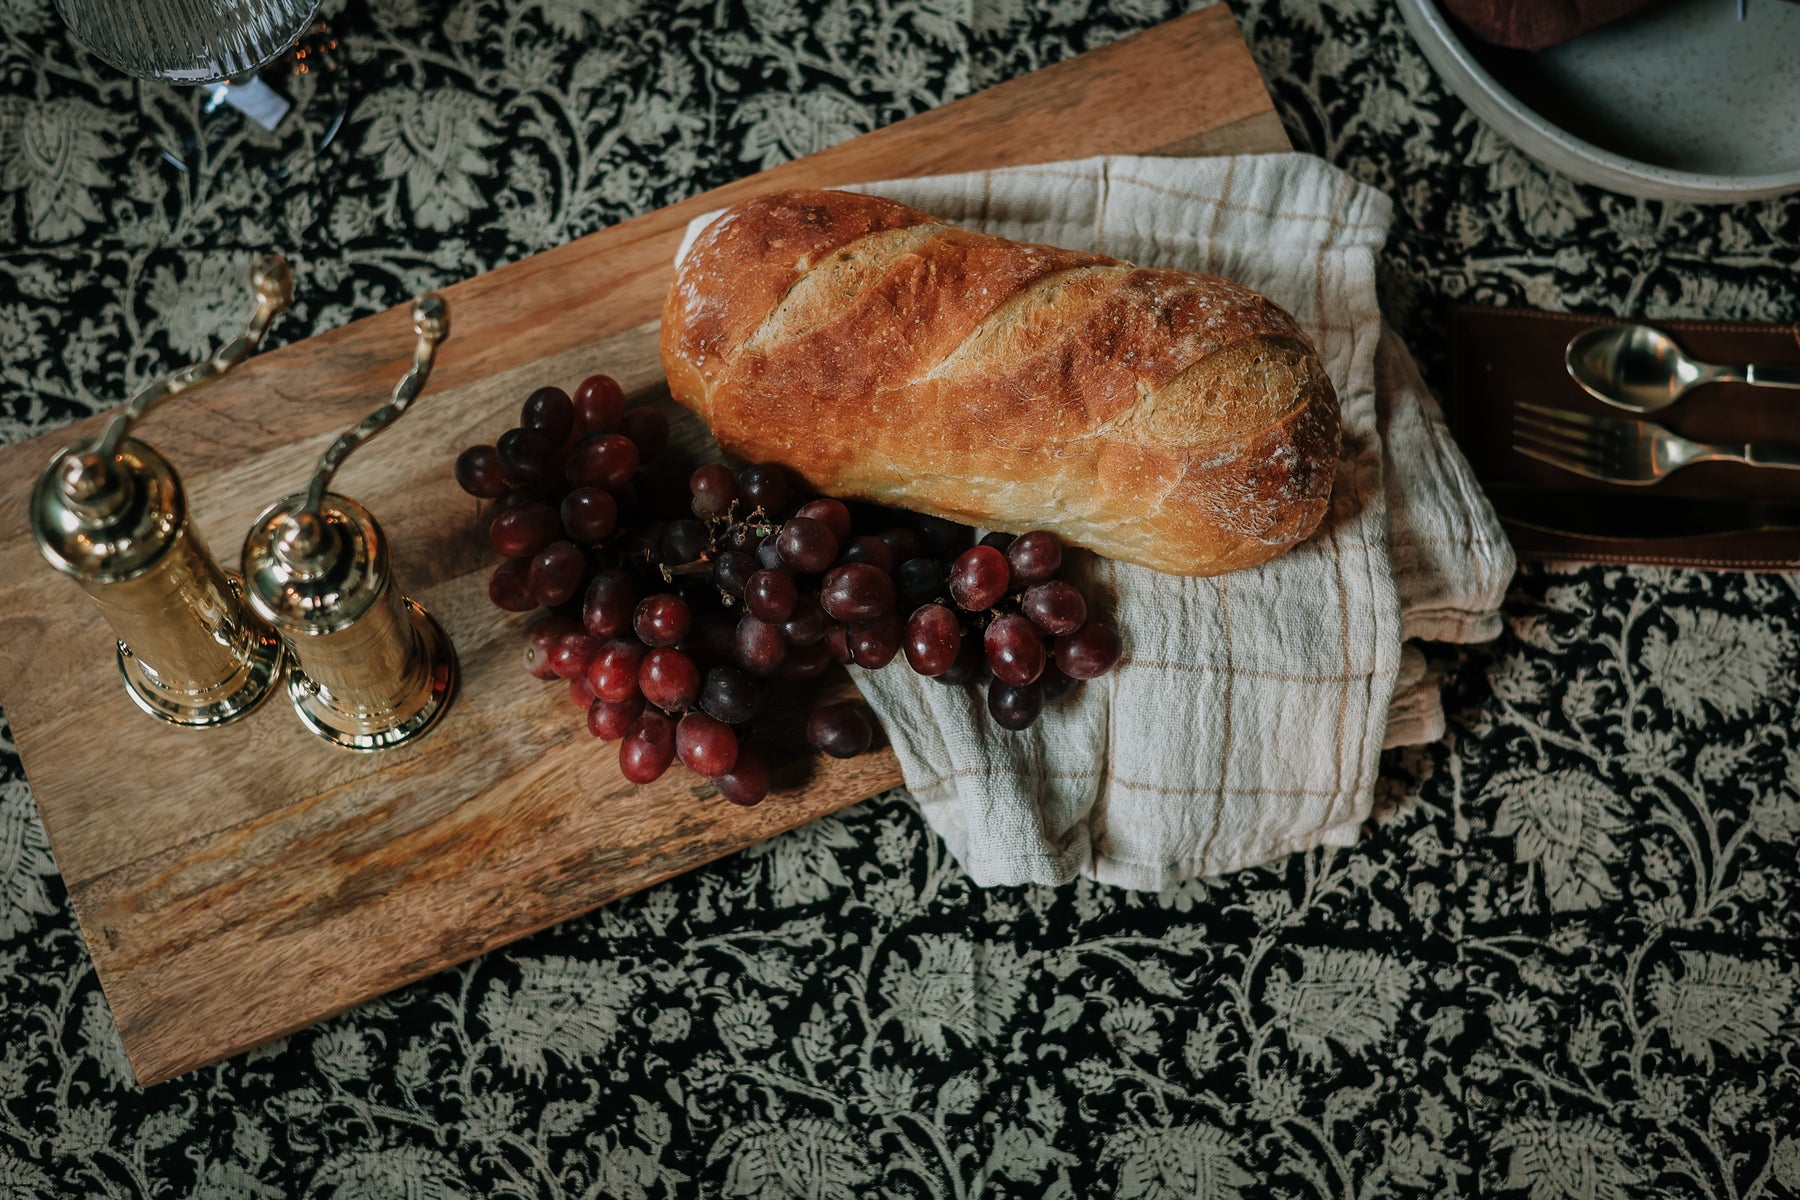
[0,4,1287,1086]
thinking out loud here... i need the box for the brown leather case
[1448,305,1800,570]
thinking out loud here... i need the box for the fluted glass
[54,0,320,83]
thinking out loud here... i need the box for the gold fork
[1512,402,1800,486]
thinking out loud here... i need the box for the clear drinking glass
[52,0,321,83]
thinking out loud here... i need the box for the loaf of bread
[660,188,1339,576]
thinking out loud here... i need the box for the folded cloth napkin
[676,154,1514,889]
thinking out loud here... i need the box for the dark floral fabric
[4,0,1800,1196]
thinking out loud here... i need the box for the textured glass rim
[52,0,322,85]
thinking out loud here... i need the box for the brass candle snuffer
[29,254,293,727]
[240,294,458,751]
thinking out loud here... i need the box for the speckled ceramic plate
[1398,0,1800,203]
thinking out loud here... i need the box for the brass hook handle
[61,255,293,512]
[275,294,449,565]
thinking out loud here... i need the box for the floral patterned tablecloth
[4,0,1800,1196]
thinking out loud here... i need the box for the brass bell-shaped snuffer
[240,294,457,751]
[30,255,292,727]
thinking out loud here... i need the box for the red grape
[582,569,637,639]
[934,634,986,686]
[735,615,786,676]
[699,666,764,724]
[619,407,669,460]
[549,631,601,681]
[634,594,692,647]
[587,638,647,702]
[737,464,791,517]
[684,612,740,671]
[520,386,573,445]
[826,624,853,664]
[988,681,1043,730]
[524,615,577,680]
[561,487,618,544]
[676,711,739,776]
[528,541,585,607]
[1021,581,1086,636]
[573,374,625,437]
[777,516,838,574]
[1008,531,1063,586]
[455,445,512,498]
[985,612,1046,686]
[488,557,535,612]
[979,530,1016,553]
[807,701,874,758]
[690,464,738,518]
[820,563,895,623]
[639,647,701,712]
[490,503,560,558]
[779,639,834,680]
[569,676,597,708]
[849,612,902,669]
[841,535,894,572]
[795,498,851,544]
[904,603,962,676]
[895,557,946,612]
[587,694,643,740]
[485,486,542,529]
[498,427,558,486]
[714,748,770,806]
[1055,623,1122,680]
[780,594,830,646]
[746,569,798,623]
[619,712,676,783]
[949,545,1010,611]
[565,434,639,490]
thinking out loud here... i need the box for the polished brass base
[285,599,456,751]
[116,618,285,728]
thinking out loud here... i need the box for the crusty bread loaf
[660,188,1339,576]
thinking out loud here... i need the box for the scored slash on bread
[660,188,1339,577]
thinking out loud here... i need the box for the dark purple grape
[904,603,962,676]
[735,615,786,676]
[737,464,791,518]
[1008,531,1063,587]
[588,638,647,703]
[634,594,692,647]
[723,523,760,552]
[549,631,600,681]
[949,545,1010,612]
[660,519,711,566]
[848,612,902,669]
[490,502,560,558]
[979,530,1016,553]
[934,634,986,686]
[677,711,739,777]
[619,712,676,783]
[588,694,644,741]
[984,612,1046,686]
[1021,581,1087,636]
[583,569,637,639]
[1055,623,1122,680]
[699,666,764,724]
[714,748,770,806]
[988,681,1043,730]
[520,386,574,445]
[711,548,757,598]
[524,615,577,680]
[573,374,625,437]
[682,611,740,672]
[565,434,639,490]
[913,514,971,558]
[528,541,585,607]
[560,487,618,544]
[455,445,512,498]
[497,427,558,487]
[795,498,851,544]
[777,516,838,574]
[880,527,924,563]
[1041,662,1076,704]
[690,464,739,519]
[779,639,834,680]
[485,486,543,529]
[746,569,798,623]
[780,594,830,646]
[840,535,895,572]
[820,563,895,623]
[675,573,721,616]
[619,407,669,461]
[756,534,784,571]
[895,557,947,612]
[807,701,875,758]
[640,647,701,712]
[488,557,535,612]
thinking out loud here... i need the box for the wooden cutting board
[0,5,1287,1086]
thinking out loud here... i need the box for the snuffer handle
[275,293,449,566]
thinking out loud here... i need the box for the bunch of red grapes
[455,374,1121,807]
